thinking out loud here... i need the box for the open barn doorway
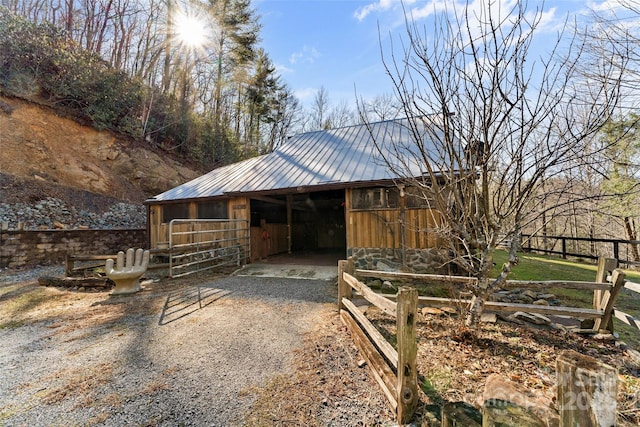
[249,189,346,265]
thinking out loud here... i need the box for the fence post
[562,238,567,259]
[337,259,354,310]
[396,286,418,424]
[65,253,74,277]
[594,269,625,333]
[557,350,617,427]
[592,257,618,313]
[613,241,620,261]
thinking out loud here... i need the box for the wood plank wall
[250,224,289,261]
[148,197,250,248]
[345,189,442,250]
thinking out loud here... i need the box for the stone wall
[347,247,450,274]
[0,229,147,269]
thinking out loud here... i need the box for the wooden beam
[396,287,418,424]
[250,195,286,205]
[356,269,476,285]
[337,260,353,310]
[623,280,640,294]
[593,258,618,311]
[613,309,640,330]
[376,292,604,319]
[344,273,397,317]
[502,281,611,291]
[342,298,398,369]
[355,269,611,291]
[594,269,626,332]
[340,309,397,412]
[286,194,292,254]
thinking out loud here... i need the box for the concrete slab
[232,263,338,281]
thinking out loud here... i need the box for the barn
[144,118,445,276]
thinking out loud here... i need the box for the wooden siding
[250,223,289,261]
[345,189,442,250]
[148,197,250,249]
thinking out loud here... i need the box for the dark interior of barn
[249,189,346,261]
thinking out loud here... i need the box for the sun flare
[173,9,208,49]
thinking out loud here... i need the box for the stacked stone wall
[0,229,146,269]
[347,247,450,274]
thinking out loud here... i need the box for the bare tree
[359,93,402,122]
[310,85,330,130]
[328,100,355,129]
[366,1,627,329]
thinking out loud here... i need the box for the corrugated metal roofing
[147,118,437,202]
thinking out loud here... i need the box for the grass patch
[494,251,640,349]
[0,285,66,327]
[0,320,25,329]
[41,363,113,406]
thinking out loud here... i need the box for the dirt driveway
[0,270,392,426]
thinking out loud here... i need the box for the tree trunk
[623,216,640,262]
[465,295,485,327]
[162,0,173,94]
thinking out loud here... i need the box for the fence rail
[356,266,624,332]
[610,271,640,333]
[337,259,418,424]
[167,219,250,278]
[339,256,632,425]
[522,233,640,267]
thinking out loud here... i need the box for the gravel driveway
[0,270,380,426]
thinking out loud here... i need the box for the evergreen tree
[601,114,640,260]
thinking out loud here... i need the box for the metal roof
[147,118,438,203]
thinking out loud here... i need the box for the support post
[396,286,418,424]
[594,269,625,333]
[557,350,617,427]
[65,253,74,277]
[337,259,352,310]
[592,257,618,312]
[286,194,292,254]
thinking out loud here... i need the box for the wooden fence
[338,256,638,425]
[354,264,625,334]
[522,233,640,267]
[337,259,419,424]
[598,258,640,335]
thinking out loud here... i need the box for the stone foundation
[347,247,450,274]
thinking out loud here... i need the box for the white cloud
[354,0,405,22]
[294,87,318,103]
[587,0,627,14]
[408,0,450,20]
[289,46,321,65]
[586,0,640,33]
[275,62,293,75]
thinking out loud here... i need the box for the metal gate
[168,219,250,278]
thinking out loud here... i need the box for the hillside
[0,96,202,228]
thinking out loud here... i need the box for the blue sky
[254,0,635,109]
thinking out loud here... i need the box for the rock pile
[0,197,145,230]
[490,289,561,306]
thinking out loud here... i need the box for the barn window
[197,201,228,219]
[351,188,399,209]
[162,204,189,223]
[405,187,432,209]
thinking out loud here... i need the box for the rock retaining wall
[0,229,147,269]
[347,247,450,274]
[0,197,146,230]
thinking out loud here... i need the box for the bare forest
[1,0,399,170]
